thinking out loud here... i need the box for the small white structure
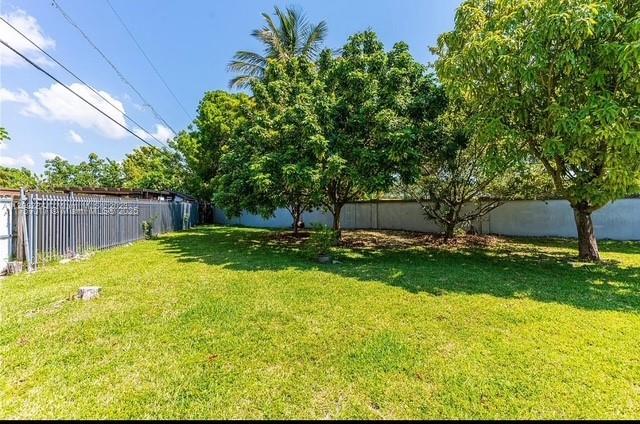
[78,286,101,300]
[0,198,12,274]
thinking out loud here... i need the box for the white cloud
[0,9,56,67]
[40,151,65,161]
[19,83,129,139]
[0,87,31,103]
[133,124,174,143]
[0,153,34,168]
[1,84,128,139]
[68,129,84,144]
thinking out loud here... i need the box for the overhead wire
[0,15,171,149]
[51,0,180,135]
[105,0,194,122]
[0,38,173,156]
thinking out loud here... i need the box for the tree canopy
[175,91,254,200]
[122,147,187,192]
[0,166,38,189]
[43,153,124,189]
[434,0,640,260]
[214,57,326,228]
[317,31,442,233]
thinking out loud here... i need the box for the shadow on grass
[157,226,640,313]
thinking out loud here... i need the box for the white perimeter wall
[214,198,640,241]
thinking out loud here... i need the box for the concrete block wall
[213,198,640,241]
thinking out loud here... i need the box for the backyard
[1,225,639,419]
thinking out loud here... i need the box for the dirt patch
[340,230,503,250]
[263,231,312,247]
[265,229,503,250]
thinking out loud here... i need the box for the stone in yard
[6,261,23,275]
[77,286,101,300]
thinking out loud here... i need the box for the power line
[105,0,193,122]
[0,38,171,155]
[51,0,179,135]
[0,15,170,149]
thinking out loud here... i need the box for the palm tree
[228,6,328,89]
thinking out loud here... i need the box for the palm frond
[227,59,265,77]
[230,50,267,67]
[275,6,314,59]
[301,20,328,59]
[228,75,259,89]
[229,5,328,89]
[259,12,287,57]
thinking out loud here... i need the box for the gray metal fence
[11,190,198,271]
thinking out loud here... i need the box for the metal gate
[0,197,13,274]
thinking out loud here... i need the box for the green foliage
[122,147,187,192]
[228,6,327,88]
[142,218,155,240]
[407,109,556,237]
[43,153,125,189]
[0,127,9,142]
[0,166,38,189]
[305,224,337,258]
[434,0,640,210]
[248,57,326,225]
[175,91,254,200]
[407,110,505,237]
[317,31,442,229]
[214,58,327,226]
[434,0,640,259]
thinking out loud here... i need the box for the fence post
[18,189,32,272]
[69,192,76,255]
[33,192,38,269]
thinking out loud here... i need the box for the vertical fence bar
[33,193,38,268]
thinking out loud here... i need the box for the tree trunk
[443,222,456,240]
[290,204,301,236]
[332,205,342,240]
[442,208,458,240]
[573,206,600,261]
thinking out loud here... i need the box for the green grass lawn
[1,225,640,419]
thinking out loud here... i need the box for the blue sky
[0,0,460,174]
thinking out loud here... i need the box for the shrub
[142,219,154,240]
[305,224,336,258]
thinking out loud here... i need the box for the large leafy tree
[214,58,326,234]
[248,57,326,234]
[228,6,327,89]
[317,31,433,236]
[0,166,38,189]
[174,91,254,200]
[43,156,77,188]
[43,153,125,188]
[122,147,187,192]
[406,109,552,239]
[434,0,640,261]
